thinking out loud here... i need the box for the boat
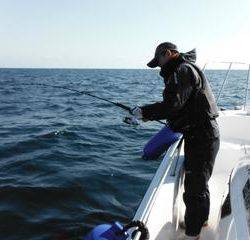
[130,62,250,240]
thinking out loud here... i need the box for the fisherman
[131,42,220,239]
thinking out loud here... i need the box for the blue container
[84,222,128,240]
[143,126,181,160]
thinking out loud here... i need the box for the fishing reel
[123,106,142,126]
[123,116,140,126]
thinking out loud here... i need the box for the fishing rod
[18,83,167,126]
[20,83,131,111]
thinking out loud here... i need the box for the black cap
[147,42,178,68]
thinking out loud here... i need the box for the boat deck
[132,109,250,240]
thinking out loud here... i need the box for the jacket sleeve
[141,64,198,121]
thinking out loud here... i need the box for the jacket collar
[159,55,185,80]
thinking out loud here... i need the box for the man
[132,42,220,239]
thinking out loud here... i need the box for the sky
[0,0,250,69]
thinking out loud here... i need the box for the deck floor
[144,110,250,240]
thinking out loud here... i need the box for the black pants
[182,121,220,236]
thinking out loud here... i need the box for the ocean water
[0,68,249,240]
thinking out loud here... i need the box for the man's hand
[130,106,148,122]
[130,106,143,119]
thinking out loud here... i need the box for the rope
[119,220,149,240]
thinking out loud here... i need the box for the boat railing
[203,61,250,110]
[128,137,183,239]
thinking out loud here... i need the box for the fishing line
[18,83,167,126]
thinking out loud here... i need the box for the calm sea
[0,68,249,239]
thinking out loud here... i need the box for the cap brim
[147,57,158,68]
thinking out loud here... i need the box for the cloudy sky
[0,0,249,68]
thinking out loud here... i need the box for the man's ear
[165,49,171,57]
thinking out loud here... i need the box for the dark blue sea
[0,68,248,240]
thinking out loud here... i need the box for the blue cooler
[143,126,181,160]
[84,222,128,240]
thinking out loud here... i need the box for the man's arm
[140,64,198,121]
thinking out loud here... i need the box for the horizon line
[0,67,248,70]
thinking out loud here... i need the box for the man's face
[157,50,171,67]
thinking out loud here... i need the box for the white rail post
[216,62,233,104]
[202,63,207,71]
[244,64,250,110]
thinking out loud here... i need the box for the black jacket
[141,50,219,135]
